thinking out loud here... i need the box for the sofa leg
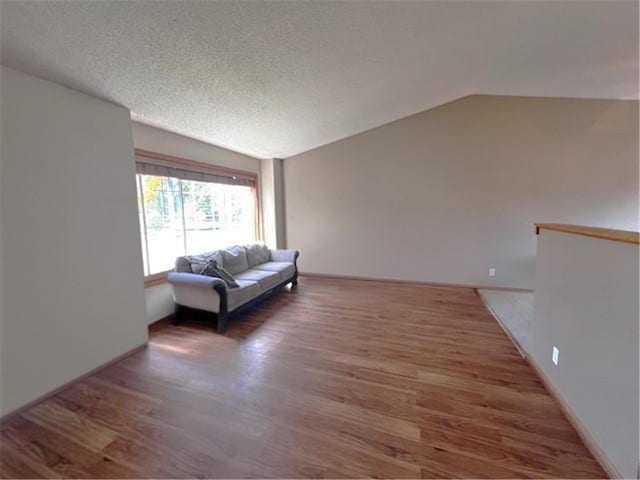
[172,304,183,325]
[216,311,228,334]
[291,275,298,289]
[212,283,229,334]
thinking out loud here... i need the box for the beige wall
[284,95,639,289]
[1,67,148,415]
[261,159,278,248]
[132,123,265,324]
[132,122,261,175]
[273,159,286,248]
[261,158,286,249]
[530,230,639,478]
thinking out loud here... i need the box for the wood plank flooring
[0,276,606,478]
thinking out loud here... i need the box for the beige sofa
[168,243,299,333]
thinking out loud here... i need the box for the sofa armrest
[167,272,227,291]
[270,249,300,263]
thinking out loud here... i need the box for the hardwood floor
[0,276,605,478]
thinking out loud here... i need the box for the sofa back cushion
[245,243,271,267]
[221,246,249,275]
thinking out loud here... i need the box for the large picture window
[135,151,258,277]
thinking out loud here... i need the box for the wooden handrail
[535,223,640,245]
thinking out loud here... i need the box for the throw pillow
[245,242,270,267]
[221,246,249,275]
[200,260,239,289]
[175,256,192,273]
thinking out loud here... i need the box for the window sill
[144,272,170,287]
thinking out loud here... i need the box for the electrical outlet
[489,268,496,277]
[552,346,559,366]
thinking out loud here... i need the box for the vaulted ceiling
[1,1,637,159]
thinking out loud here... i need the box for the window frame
[135,148,262,287]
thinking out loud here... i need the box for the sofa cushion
[227,280,261,311]
[245,243,271,267]
[221,246,249,275]
[200,260,239,288]
[253,261,295,281]
[233,269,281,291]
[184,251,222,274]
[175,256,193,273]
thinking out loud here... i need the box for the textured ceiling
[1,1,638,159]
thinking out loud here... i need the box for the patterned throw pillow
[200,260,239,289]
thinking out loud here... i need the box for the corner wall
[1,67,148,416]
[530,230,639,478]
[284,95,639,289]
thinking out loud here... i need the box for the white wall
[144,283,175,325]
[1,67,148,416]
[0,71,3,378]
[284,95,639,289]
[530,230,639,478]
[132,122,264,324]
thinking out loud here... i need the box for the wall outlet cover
[489,268,496,277]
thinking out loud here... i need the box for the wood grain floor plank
[0,277,606,478]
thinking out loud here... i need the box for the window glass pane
[223,184,256,246]
[136,171,257,276]
[182,180,256,254]
[140,175,185,274]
